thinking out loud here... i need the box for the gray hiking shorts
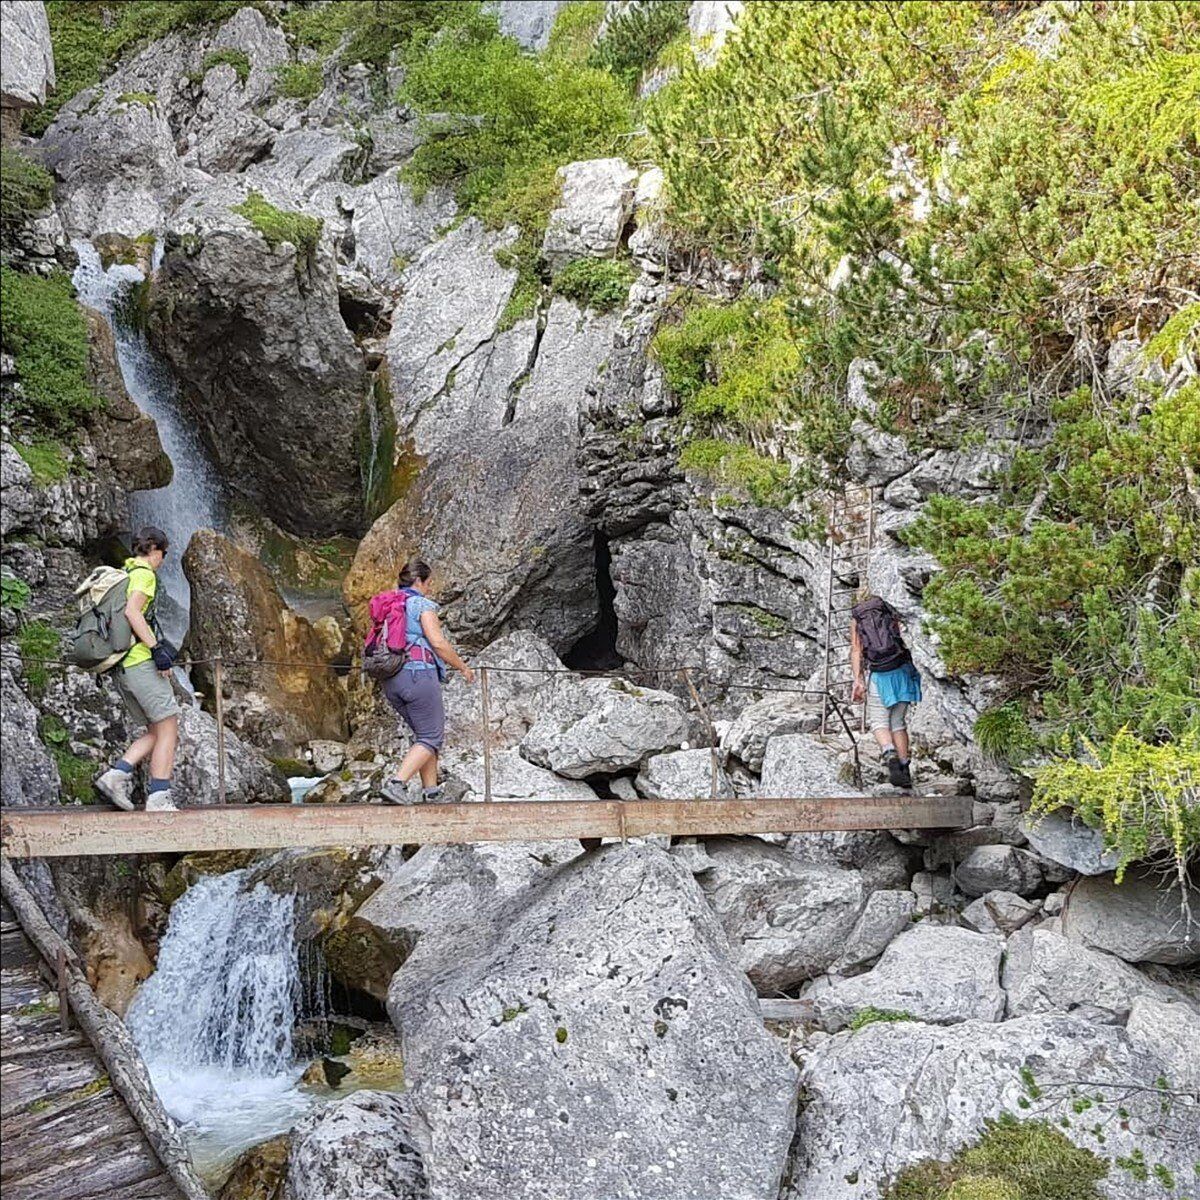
[383,666,445,752]
[116,660,180,727]
[866,676,909,734]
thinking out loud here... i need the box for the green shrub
[275,60,324,99]
[589,0,689,90]
[973,703,1038,766]
[401,12,634,235]
[40,715,98,804]
[0,149,54,239]
[679,439,791,508]
[30,1,270,134]
[285,1,484,67]
[545,1,606,64]
[1,571,32,612]
[0,267,102,433]
[1031,730,1199,885]
[553,257,636,312]
[202,48,251,82]
[231,191,322,260]
[15,440,70,486]
[17,621,60,692]
[885,1115,1108,1200]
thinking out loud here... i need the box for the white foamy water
[72,240,226,642]
[127,871,315,1180]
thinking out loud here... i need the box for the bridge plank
[0,796,971,858]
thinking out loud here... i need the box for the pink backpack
[363,589,414,679]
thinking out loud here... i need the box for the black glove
[151,641,177,671]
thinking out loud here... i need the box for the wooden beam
[0,796,971,859]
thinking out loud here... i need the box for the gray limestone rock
[696,837,866,992]
[286,1090,428,1200]
[810,924,1005,1031]
[172,704,290,806]
[721,693,820,772]
[830,889,917,975]
[960,890,1039,936]
[0,656,60,807]
[349,171,455,289]
[493,0,567,50]
[636,747,732,799]
[1021,809,1121,876]
[689,0,745,64]
[542,157,637,271]
[786,830,918,892]
[1,0,54,111]
[146,184,369,535]
[391,843,799,1200]
[954,843,1043,897]
[1002,926,1180,1021]
[785,1014,1200,1200]
[1063,867,1200,966]
[0,443,36,537]
[520,677,689,777]
[760,733,862,798]
[448,748,597,803]
[1125,995,1200,1092]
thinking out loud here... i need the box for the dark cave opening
[563,533,624,672]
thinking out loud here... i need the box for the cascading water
[127,871,316,1181]
[72,240,226,643]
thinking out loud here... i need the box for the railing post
[480,666,493,803]
[213,656,227,806]
[681,668,719,799]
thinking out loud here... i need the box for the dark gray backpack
[64,566,134,673]
[851,596,910,672]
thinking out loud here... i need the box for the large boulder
[391,844,799,1200]
[722,693,820,772]
[447,749,596,803]
[1062,867,1200,966]
[636,747,732,799]
[1003,926,1184,1022]
[785,1014,1199,1200]
[809,924,1005,1031]
[695,837,865,992]
[520,677,690,777]
[1125,995,1200,1092]
[830,889,917,974]
[786,830,918,891]
[954,844,1043,898]
[183,529,347,756]
[287,1091,428,1200]
[960,890,1039,937]
[146,184,370,535]
[0,0,55,117]
[760,733,862,798]
[541,157,637,271]
[173,704,289,806]
[494,0,567,50]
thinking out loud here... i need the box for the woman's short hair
[398,559,432,588]
[132,526,169,556]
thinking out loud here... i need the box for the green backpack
[64,566,135,673]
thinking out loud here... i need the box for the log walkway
[0,795,973,858]
[0,901,183,1200]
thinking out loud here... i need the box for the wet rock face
[183,529,347,756]
[146,189,369,536]
[786,1014,1198,1200]
[391,843,799,1200]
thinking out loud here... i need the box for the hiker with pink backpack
[850,593,922,790]
[363,559,474,805]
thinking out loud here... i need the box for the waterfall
[127,870,313,1181]
[72,240,225,643]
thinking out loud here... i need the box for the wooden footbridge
[0,794,971,858]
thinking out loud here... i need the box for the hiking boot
[887,757,913,789]
[381,778,420,806]
[95,767,136,811]
[145,790,177,812]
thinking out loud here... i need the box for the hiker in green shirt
[94,527,181,812]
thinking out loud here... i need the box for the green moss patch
[202,48,250,82]
[15,440,70,486]
[232,191,322,260]
[847,1006,916,1032]
[275,60,324,99]
[17,621,60,691]
[553,257,636,312]
[0,149,54,240]
[884,1115,1108,1200]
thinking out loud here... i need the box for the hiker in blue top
[373,559,474,806]
[850,593,922,790]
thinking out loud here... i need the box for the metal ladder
[820,483,875,736]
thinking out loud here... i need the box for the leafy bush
[202,48,250,82]
[30,1,269,134]
[0,149,54,240]
[589,0,689,90]
[1,571,32,612]
[17,621,60,692]
[401,12,634,233]
[274,60,324,99]
[0,267,102,433]
[973,702,1038,766]
[552,257,636,312]
[231,191,322,260]
[1030,730,1199,885]
[40,715,98,804]
[885,1115,1107,1200]
[545,1,606,64]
